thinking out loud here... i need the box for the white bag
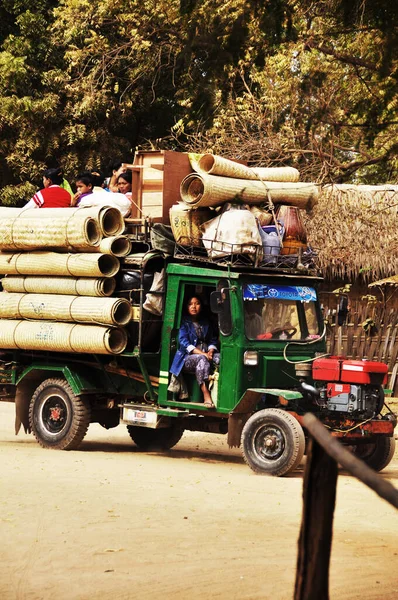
[201,204,262,258]
[143,269,165,316]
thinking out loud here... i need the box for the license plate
[123,407,157,425]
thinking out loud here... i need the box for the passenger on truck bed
[72,171,132,217]
[23,167,72,209]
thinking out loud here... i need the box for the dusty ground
[0,401,397,600]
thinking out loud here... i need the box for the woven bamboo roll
[1,275,116,297]
[99,235,131,256]
[0,292,131,326]
[0,210,101,251]
[180,173,319,210]
[81,206,125,236]
[0,320,127,354]
[77,235,132,257]
[198,154,300,182]
[0,252,120,277]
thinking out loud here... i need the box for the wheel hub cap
[255,425,285,460]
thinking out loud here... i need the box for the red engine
[311,357,388,417]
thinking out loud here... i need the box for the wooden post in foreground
[295,413,398,600]
[294,435,338,600]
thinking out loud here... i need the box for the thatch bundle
[305,184,398,281]
[0,292,132,326]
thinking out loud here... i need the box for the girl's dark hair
[117,170,132,184]
[76,171,94,187]
[91,171,105,187]
[183,295,203,315]
[43,167,63,186]
[109,159,122,172]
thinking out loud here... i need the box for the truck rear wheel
[241,408,305,476]
[127,423,184,450]
[29,378,91,450]
[351,436,396,472]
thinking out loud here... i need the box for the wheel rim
[253,424,285,461]
[39,394,68,435]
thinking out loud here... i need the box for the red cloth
[31,186,71,208]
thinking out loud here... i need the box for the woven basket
[0,292,132,326]
[0,319,127,354]
[0,252,120,278]
[180,174,319,210]
[169,203,212,246]
[1,275,115,297]
[198,154,300,182]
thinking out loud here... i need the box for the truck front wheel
[29,378,91,450]
[351,436,396,472]
[127,423,184,450]
[241,408,305,476]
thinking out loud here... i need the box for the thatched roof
[304,184,398,282]
[368,275,398,287]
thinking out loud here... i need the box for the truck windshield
[243,284,321,341]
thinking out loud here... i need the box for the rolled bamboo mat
[1,275,116,297]
[0,292,132,326]
[76,235,132,257]
[0,319,127,354]
[0,210,101,251]
[198,154,300,182]
[81,206,125,236]
[180,173,319,210]
[0,252,120,277]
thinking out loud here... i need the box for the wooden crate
[130,150,192,223]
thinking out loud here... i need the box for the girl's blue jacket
[169,318,218,376]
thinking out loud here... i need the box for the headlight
[244,350,258,366]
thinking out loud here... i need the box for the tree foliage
[0,0,396,204]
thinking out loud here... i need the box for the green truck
[1,247,396,476]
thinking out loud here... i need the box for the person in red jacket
[24,168,72,209]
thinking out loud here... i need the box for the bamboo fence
[320,293,398,395]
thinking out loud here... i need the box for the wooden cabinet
[130,150,192,223]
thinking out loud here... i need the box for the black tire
[29,378,91,450]
[241,408,305,476]
[351,437,396,472]
[127,423,184,450]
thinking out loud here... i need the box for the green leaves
[0,0,396,202]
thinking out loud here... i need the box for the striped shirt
[31,185,71,208]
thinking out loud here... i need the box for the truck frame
[1,244,396,476]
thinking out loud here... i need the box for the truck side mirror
[210,291,223,313]
[211,287,232,336]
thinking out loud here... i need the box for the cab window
[243,284,321,341]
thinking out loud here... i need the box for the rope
[249,167,284,248]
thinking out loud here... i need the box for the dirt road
[0,401,397,600]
